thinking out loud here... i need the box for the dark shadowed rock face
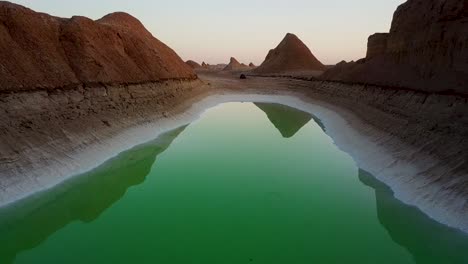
[0,2,196,92]
[254,33,326,74]
[322,0,468,95]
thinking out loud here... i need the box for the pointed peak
[254,33,326,74]
[284,33,298,39]
[229,57,240,64]
[281,33,304,45]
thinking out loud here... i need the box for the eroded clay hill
[186,60,202,69]
[254,33,326,74]
[0,2,196,92]
[322,0,468,95]
[223,57,251,71]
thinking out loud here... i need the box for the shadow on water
[0,126,187,264]
[359,169,468,264]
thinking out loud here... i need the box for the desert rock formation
[223,57,251,71]
[186,60,202,69]
[0,2,196,93]
[322,0,468,95]
[253,33,326,74]
[0,2,208,207]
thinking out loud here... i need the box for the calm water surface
[1,102,467,264]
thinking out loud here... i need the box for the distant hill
[223,57,251,71]
[186,60,202,69]
[253,33,326,74]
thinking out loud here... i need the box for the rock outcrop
[0,2,196,93]
[366,33,389,59]
[249,62,256,68]
[186,60,202,69]
[253,33,326,74]
[322,0,468,95]
[0,2,209,208]
[222,57,251,71]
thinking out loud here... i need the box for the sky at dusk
[10,0,405,65]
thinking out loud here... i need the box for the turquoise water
[0,102,467,264]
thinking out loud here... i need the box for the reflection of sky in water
[0,102,466,264]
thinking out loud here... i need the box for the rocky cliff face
[0,2,208,207]
[253,33,326,74]
[322,0,468,95]
[0,2,196,92]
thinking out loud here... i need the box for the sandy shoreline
[0,74,467,233]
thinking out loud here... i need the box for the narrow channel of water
[0,102,467,264]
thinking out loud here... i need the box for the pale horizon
[10,0,405,65]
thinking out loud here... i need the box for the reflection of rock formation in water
[359,169,468,264]
[255,103,312,138]
[0,126,186,264]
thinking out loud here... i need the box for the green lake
[1,102,467,264]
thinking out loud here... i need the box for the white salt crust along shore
[0,90,467,234]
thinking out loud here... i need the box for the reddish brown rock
[253,33,326,74]
[322,0,468,95]
[249,62,256,67]
[0,2,196,92]
[186,60,202,69]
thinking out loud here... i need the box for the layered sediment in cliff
[0,79,211,205]
[322,0,468,95]
[1,0,467,235]
[0,2,208,204]
[199,72,468,232]
[301,80,468,231]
